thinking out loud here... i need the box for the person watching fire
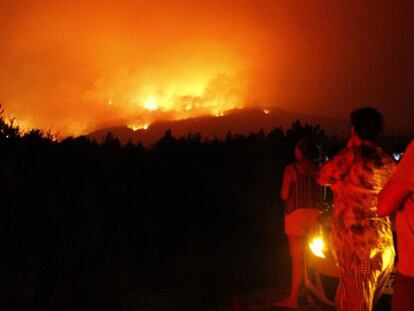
[276,137,323,309]
[318,107,395,311]
[378,141,414,311]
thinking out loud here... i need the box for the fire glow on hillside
[0,0,413,136]
[100,69,247,132]
[0,0,262,136]
[82,34,250,132]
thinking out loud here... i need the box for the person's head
[295,137,319,162]
[350,107,384,141]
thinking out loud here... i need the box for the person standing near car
[275,137,323,309]
[318,107,395,311]
[378,141,414,311]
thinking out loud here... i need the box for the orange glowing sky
[0,0,413,135]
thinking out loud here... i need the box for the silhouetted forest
[0,112,410,310]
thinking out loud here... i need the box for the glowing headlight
[309,236,326,259]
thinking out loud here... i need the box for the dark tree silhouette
[0,106,410,310]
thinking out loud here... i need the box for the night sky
[0,0,413,135]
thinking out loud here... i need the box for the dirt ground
[122,287,323,311]
[210,288,322,311]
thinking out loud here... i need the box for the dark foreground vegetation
[0,112,410,310]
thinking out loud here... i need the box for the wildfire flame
[101,70,247,133]
[128,123,149,131]
[143,99,159,111]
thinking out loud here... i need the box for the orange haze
[0,0,413,135]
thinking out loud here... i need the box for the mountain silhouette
[87,107,347,145]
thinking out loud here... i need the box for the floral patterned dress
[319,144,395,311]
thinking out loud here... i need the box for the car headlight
[308,234,327,259]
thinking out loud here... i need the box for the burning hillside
[0,0,413,135]
[0,0,263,136]
[87,107,348,145]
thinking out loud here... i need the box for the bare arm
[378,140,414,216]
[281,165,295,201]
[378,178,410,216]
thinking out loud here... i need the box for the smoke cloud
[0,0,413,135]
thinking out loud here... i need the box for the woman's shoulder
[284,163,297,176]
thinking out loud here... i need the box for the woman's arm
[377,178,409,216]
[281,165,295,201]
[378,140,414,216]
